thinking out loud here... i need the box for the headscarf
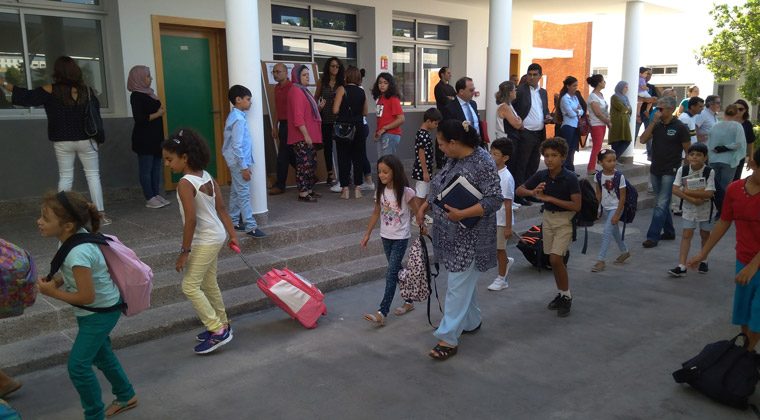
[614,81,630,109]
[127,65,158,100]
[290,65,321,121]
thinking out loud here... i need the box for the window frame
[0,3,110,117]
[392,16,452,109]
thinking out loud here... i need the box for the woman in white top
[585,74,612,175]
[494,81,523,142]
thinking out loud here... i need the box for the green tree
[698,0,760,104]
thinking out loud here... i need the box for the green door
[161,35,218,179]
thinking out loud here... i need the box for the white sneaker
[330,183,342,193]
[156,195,171,206]
[145,196,164,209]
[360,182,375,191]
[487,277,509,291]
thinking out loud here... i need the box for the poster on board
[260,61,325,187]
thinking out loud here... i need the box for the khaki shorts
[542,210,574,256]
[497,226,511,250]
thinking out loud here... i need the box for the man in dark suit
[511,63,553,205]
[443,77,484,141]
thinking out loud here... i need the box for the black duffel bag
[672,333,760,409]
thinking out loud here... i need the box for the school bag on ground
[595,170,639,240]
[397,232,442,327]
[47,232,153,316]
[0,238,38,319]
[229,243,326,329]
[576,178,599,254]
[672,333,760,409]
[676,164,715,220]
[516,225,569,270]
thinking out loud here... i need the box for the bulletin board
[261,61,327,187]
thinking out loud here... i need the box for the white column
[225,0,267,216]
[621,0,644,161]
[486,0,513,141]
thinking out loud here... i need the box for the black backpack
[516,225,569,270]
[677,164,715,220]
[576,178,599,254]
[673,334,760,409]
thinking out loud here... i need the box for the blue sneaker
[233,224,246,232]
[196,323,233,342]
[247,229,267,238]
[194,328,233,354]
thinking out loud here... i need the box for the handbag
[83,87,105,144]
[672,333,760,409]
[578,113,591,137]
[333,88,356,144]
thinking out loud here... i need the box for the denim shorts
[681,218,713,231]
[733,260,760,332]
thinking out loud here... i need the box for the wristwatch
[180,247,191,254]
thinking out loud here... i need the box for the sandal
[363,311,384,327]
[393,303,415,316]
[105,396,138,418]
[298,194,318,203]
[0,380,21,398]
[429,344,458,360]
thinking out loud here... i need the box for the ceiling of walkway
[439,0,711,16]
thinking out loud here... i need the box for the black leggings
[336,123,366,188]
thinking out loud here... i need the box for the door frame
[151,15,230,188]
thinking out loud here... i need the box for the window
[392,18,451,107]
[0,5,108,111]
[591,67,608,77]
[649,65,678,75]
[271,4,358,73]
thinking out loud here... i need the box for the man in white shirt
[678,96,704,144]
[510,63,553,205]
[696,95,721,143]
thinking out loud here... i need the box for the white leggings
[53,140,104,212]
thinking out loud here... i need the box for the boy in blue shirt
[516,138,581,317]
[223,85,265,238]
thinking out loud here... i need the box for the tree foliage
[698,0,760,104]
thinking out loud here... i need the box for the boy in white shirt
[669,143,715,277]
[488,138,516,291]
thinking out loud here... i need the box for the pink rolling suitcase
[230,244,326,329]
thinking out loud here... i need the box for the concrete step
[0,253,389,376]
[0,230,384,345]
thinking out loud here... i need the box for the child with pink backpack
[37,191,137,419]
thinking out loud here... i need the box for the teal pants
[69,310,134,420]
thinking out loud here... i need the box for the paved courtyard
[4,208,757,419]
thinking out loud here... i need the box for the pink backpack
[0,238,38,319]
[47,233,153,316]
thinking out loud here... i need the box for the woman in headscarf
[128,65,169,209]
[609,81,633,158]
[287,65,323,202]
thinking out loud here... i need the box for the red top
[286,88,323,145]
[721,179,760,264]
[273,80,292,121]
[376,96,403,135]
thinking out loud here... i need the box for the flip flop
[105,397,138,418]
[429,344,458,361]
[363,311,384,327]
[393,304,415,316]
[0,380,21,398]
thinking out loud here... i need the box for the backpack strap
[703,166,715,220]
[420,234,442,329]
[46,233,123,314]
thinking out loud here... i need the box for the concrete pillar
[225,0,268,218]
[486,0,513,141]
[620,0,644,163]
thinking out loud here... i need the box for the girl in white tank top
[162,129,239,355]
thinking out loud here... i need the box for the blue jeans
[378,133,401,156]
[598,209,628,260]
[228,166,257,231]
[69,311,135,420]
[711,162,735,217]
[434,261,481,346]
[559,124,579,172]
[647,173,676,242]
[379,238,409,317]
[137,154,162,200]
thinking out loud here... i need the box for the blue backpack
[595,170,639,239]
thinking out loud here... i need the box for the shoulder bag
[333,87,356,144]
[83,87,105,144]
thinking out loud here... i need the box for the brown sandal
[363,311,384,327]
[393,303,415,316]
[105,396,138,418]
[0,380,21,398]
[429,344,458,360]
